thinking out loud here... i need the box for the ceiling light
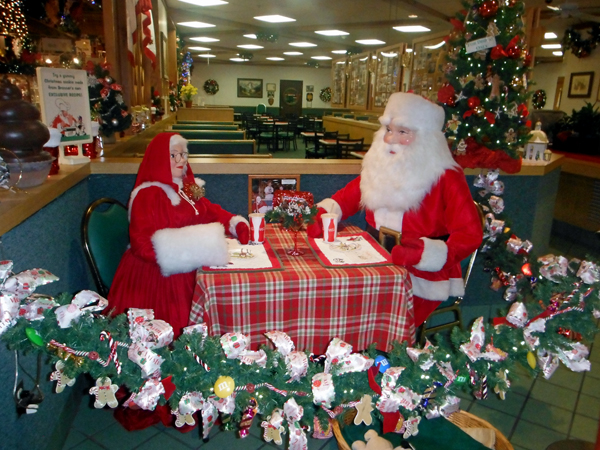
[405,48,413,53]
[197,54,216,58]
[424,41,446,49]
[545,32,558,39]
[541,44,562,49]
[315,30,349,36]
[284,51,303,55]
[237,44,264,49]
[336,61,345,65]
[177,21,215,28]
[332,50,347,54]
[230,57,247,62]
[188,46,211,51]
[190,37,219,42]
[355,39,386,45]
[254,15,295,23]
[178,0,228,5]
[553,51,563,56]
[290,42,317,47]
[408,14,418,18]
[266,57,285,61]
[244,34,257,39]
[311,56,332,60]
[381,52,397,57]
[393,25,430,32]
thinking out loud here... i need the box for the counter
[176,107,234,122]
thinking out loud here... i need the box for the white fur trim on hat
[152,222,228,276]
[316,198,343,222]
[229,215,250,236]
[378,92,445,132]
[413,238,448,272]
[410,275,465,301]
[128,182,180,221]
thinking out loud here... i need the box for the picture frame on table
[568,71,594,98]
[238,78,263,98]
[248,175,300,214]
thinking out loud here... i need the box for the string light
[0,0,28,40]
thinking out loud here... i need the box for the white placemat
[312,235,388,266]
[209,239,273,270]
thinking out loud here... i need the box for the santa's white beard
[360,128,458,213]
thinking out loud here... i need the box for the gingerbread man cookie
[354,394,374,426]
[89,377,119,409]
[50,360,76,393]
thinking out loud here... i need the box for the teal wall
[0,167,561,448]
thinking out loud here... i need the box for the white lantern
[524,121,549,164]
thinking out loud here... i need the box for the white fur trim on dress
[316,198,343,222]
[414,237,448,272]
[194,177,206,188]
[410,275,465,301]
[128,182,180,221]
[229,215,250,236]
[152,222,228,276]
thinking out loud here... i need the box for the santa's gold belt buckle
[378,226,401,251]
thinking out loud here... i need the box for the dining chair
[280,120,298,151]
[335,137,364,159]
[417,201,485,345]
[257,121,276,153]
[82,198,129,297]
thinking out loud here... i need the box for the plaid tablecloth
[189,224,414,353]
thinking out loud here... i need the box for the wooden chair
[335,137,364,159]
[418,201,485,345]
[256,121,276,153]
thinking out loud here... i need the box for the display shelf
[372,43,406,111]
[347,52,371,111]
[331,57,347,108]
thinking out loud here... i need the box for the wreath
[562,24,600,58]
[319,87,332,103]
[203,79,219,95]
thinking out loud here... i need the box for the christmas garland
[320,87,332,103]
[562,24,600,59]
[203,79,219,95]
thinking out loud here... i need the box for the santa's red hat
[379,92,445,132]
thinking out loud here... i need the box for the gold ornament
[214,375,235,398]
[527,351,537,369]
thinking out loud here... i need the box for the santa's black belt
[366,224,450,253]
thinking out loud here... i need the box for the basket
[330,410,514,450]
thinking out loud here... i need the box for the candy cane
[49,340,90,358]
[233,382,308,397]
[99,331,121,374]
[184,345,210,371]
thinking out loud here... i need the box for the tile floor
[61,217,600,450]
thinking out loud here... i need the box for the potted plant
[180,84,198,108]
[552,102,600,155]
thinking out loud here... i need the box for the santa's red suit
[310,93,483,327]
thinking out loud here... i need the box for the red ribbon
[490,36,521,60]
[450,18,465,32]
[367,365,382,395]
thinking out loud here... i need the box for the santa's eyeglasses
[170,152,189,163]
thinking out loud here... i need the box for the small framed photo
[238,78,263,98]
[248,175,300,214]
[266,83,276,92]
[306,85,314,93]
[568,71,594,98]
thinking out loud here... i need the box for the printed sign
[465,36,497,54]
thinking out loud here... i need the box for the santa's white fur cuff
[410,276,465,301]
[152,222,228,276]
[317,198,343,221]
[228,215,250,236]
[413,237,448,272]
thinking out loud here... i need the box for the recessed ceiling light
[188,46,211,51]
[177,21,216,28]
[552,51,563,56]
[424,41,446,49]
[405,48,413,53]
[244,34,257,39]
[408,14,418,18]
[190,37,220,42]
[545,32,558,39]
[266,57,285,61]
[315,30,349,36]
[332,50,347,54]
[230,57,247,62]
[237,44,264,49]
[290,42,317,47]
[541,44,562,49]
[254,15,295,23]
[393,25,430,32]
[336,61,345,64]
[178,0,228,5]
[197,54,216,58]
[284,51,303,55]
[311,56,332,60]
[381,52,397,57]
[355,39,386,45]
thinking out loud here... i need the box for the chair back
[256,103,267,114]
[337,137,364,158]
[82,198,129,297]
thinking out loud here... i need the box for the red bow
[463,105,496,124]
[518,103,529,118]
[450,18,465,32]
[490,36,521,60]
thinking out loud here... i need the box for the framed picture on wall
[568,71,594,98]
[248,175,300,214]
[238,78,263,98]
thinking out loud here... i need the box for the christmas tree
[86,61,132,136]
[440,0,532,174]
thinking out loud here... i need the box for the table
[318,138,356,159]
[190,224,414,353]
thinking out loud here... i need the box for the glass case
[331,58,347,108]
[409,33,448,103]
[347,52,371,110]
[372,44,406,111]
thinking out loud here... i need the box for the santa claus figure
[307,92,483,326]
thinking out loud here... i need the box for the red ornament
[467,96,481,109]
[490,45,507,60]
[437,83,456,106]
[521,263,532,276]
[479,0,499,18]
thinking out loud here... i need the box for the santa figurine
[307,92,483,327]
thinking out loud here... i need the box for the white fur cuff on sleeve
[229,215,249,236]
[413,237,448,272]
[152,223,228,276]
[317,198,342,222]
